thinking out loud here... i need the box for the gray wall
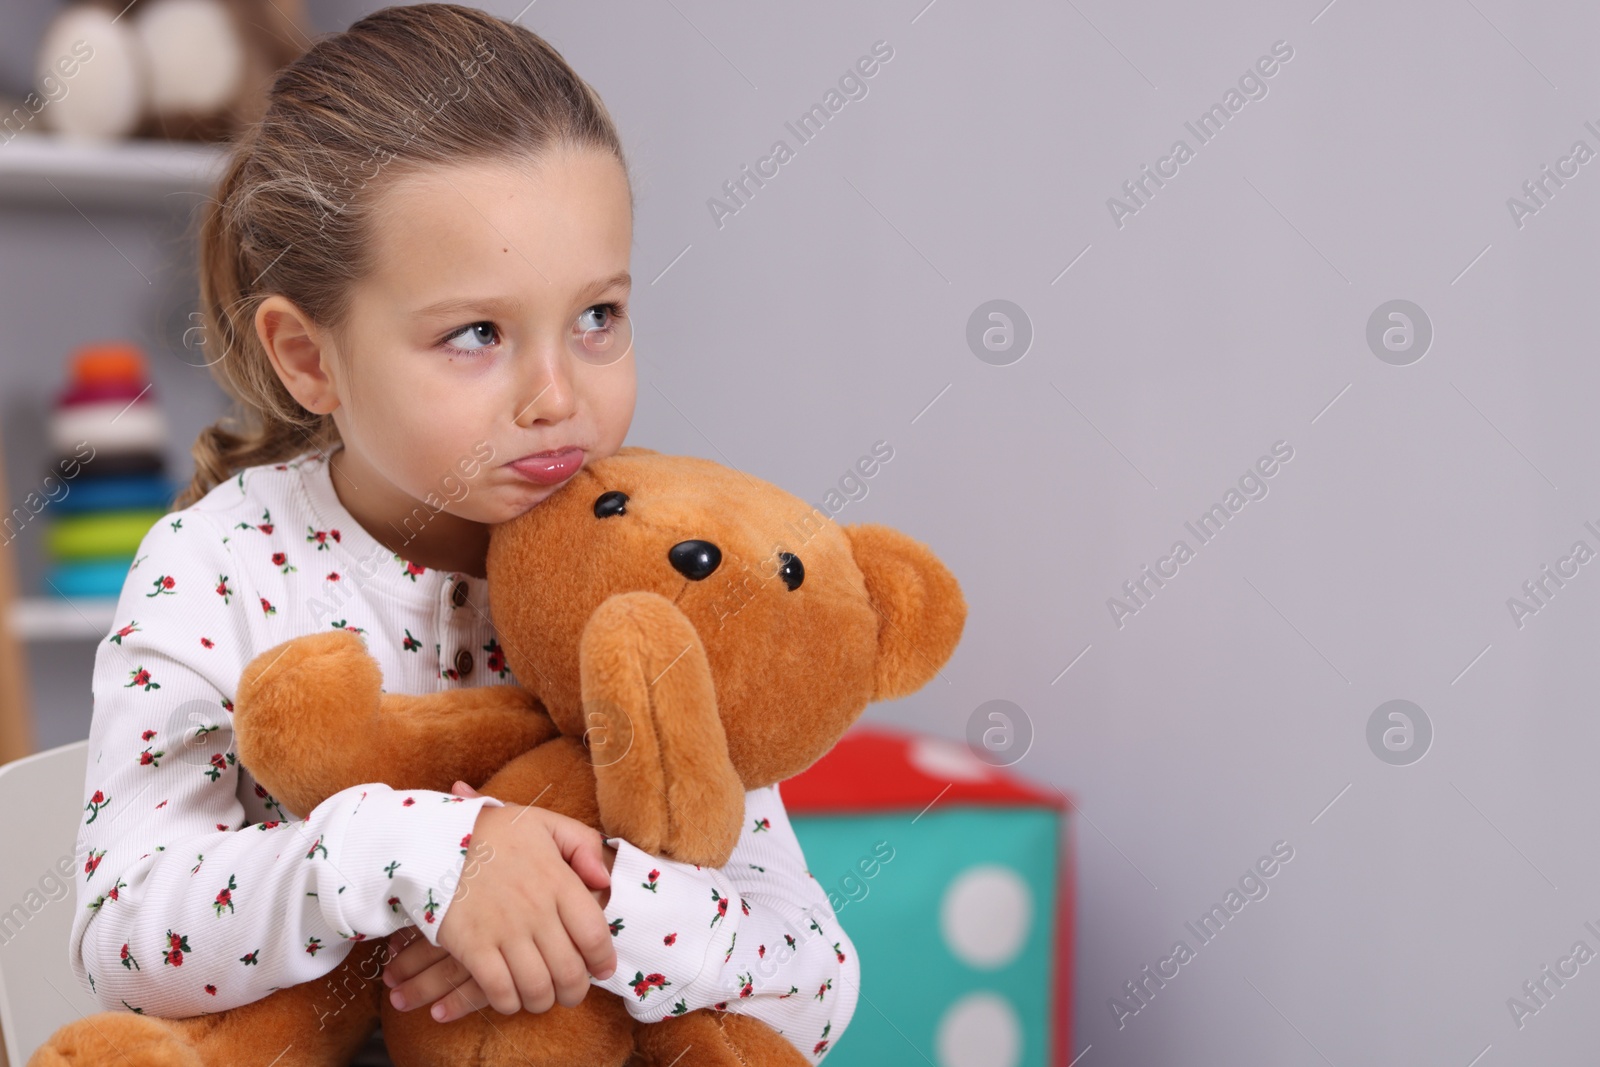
[7,0,1600,1062]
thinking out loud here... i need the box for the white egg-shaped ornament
[36,6,145,140]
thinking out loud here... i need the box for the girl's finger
[530,917,589,1009]
[557,877,617,980]
[432,976,489,1023]
[382,933,451,987]
[390,953,471,1011]
[502,936,557,1014]
[548,818,611,890]
[459,948,522,1016]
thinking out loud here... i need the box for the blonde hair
[177,3,628,508]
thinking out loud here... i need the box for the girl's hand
[383,781,616,1022]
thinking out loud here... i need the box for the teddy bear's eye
[594,491,628,518]
[777,551,804,591]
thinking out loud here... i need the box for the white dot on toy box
[907,736,993,782]
[937,991,1023,1067]
[941,863,1033,968]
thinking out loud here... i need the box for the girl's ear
[256,294,340,415]
[843,524,967,701]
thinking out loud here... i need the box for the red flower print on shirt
[270,551,297,574]
[125,667,160,691]
[305,937,323,956]
[84,791,109,824]
[120,943,139,970]
[239,950,259,965]
[482,637,509,678]
[260,597,276,616]
[200,636,214,648]
[710,889,730,928]
[84,849,105,878]
[609,917,626,936]
[833,942,845,963]
[307,526,342,549]
[402,629,421,652]
[139,745,165,767]
[664,932,677,946]
[163,930,191,966]
[326,571,341,582]
[736,971,754,998]
[215,575,233,603]
[387,896,402,913]
[145,575,176,597]
[235,508,272,534]
[213,874,237,916]
[402,560,426,582]
[422,889,440,924]
[643,869,660,893]
[203,751,236,782]
[103,878,125,904]
[630,971,670,1001]
[752,817,771,833]
[109,621,139,644]
[205,984,217,996]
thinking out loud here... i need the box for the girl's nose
[514,344,579,427]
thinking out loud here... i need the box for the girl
[66,6,856,1064]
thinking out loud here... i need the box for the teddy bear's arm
[235,629,559,817]
[580,591,746,867]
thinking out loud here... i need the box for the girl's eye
[576,304,614,332]
[572,302,630,365]
[442,321,499,353]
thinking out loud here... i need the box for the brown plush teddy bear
[29,446,965,1067]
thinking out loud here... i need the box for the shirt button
[451,581,469,608]
[454,649,474,677]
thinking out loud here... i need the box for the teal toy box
[785,726,1073,1067]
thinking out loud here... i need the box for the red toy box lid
[781,725,1069,814]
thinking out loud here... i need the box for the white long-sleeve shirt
[71,446,856,1062]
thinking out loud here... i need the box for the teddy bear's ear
[843,524,967,701]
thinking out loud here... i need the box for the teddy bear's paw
[28,1011,205,1067]
[582,592,745,866]
[237,630,383,717]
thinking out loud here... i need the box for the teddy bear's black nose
[668,540,721,580]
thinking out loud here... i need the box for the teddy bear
[29,446,966,1067]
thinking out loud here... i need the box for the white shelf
[0,134,227,210]
[9,597,116,642]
